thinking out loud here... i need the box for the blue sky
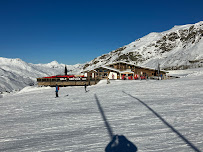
[0,0,203,65]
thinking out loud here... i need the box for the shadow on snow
[122,91,201,152]
[94,94,138,152]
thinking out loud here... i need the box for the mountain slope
[83,21,203,71]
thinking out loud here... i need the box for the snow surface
[0,68,202,152]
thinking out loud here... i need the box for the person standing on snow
[107,78,110,84]
[84,84,87,92]
[55,84,59,97]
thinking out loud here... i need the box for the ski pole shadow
[94,94,138,152]
[122,91,201,152]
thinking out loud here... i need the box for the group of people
[121,74,148,80]
[55,84,88,97]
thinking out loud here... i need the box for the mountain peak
[46,61,61,68]
[49,60,59,65]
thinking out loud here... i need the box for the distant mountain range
[0,57,83,92]
[1,21,203,93]
[83,21,203,71]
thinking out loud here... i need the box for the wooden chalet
[83,61,167,80]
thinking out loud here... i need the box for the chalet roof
[82,66,120,73]
[120,70,134,74]
[82,69,97,73]
[100,65,120,73]
[106,61,140,68]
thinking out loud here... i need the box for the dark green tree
[64,65,68,75]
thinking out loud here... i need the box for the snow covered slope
[0,68,202,151]
[0,57,83,93]
[83,21,203,71]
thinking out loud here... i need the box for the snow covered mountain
[1,21,203,93]
[0,57,83,93]
[83,21,203,71]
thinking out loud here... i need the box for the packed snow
[0,68,202,152]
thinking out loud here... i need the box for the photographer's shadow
[94,94,137,152]
[105,134,137,152]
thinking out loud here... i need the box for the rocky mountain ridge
[83,21,203,71]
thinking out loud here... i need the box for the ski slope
[0,69,203,152]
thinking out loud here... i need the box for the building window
[104,73,108,76]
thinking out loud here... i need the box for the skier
[84,84,87,92]
[107,78,110,84]
[55,84,59,97]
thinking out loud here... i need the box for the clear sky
[0,0,203,65]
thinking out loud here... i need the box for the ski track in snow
[0,71,203,152]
